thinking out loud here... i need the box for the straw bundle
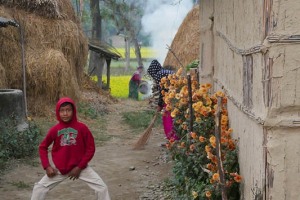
[133,112,159,150]
[0,0,60,19]
[164,5,200,69]
[0,1,88,115]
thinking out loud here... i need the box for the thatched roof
[0,0,76,20]
[89,40,121,60]
[0,0,88,115]
[163,5,200,69]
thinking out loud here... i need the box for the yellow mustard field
[92,76,131,98]
[115,47,157,58]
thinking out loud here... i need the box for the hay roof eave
[88,41,121,61]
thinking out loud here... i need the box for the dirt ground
[0,99,173,200]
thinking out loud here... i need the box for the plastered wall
[199,0,300,199]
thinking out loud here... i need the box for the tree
[102,0,144,69]
[88,0,105,88]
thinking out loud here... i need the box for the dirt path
[0,99,172,200]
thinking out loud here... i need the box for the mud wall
[199,0,300,199]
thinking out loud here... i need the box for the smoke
[141,0,194,64]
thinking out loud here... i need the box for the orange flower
[205,145,211,153]
[211,155,218,164]
[190,144,195,151]
[190,132,197,139]
[227,128,233,133]
[215,90,225,97]
[207,152,213,159]
[180,142,185,148]
[199,136,206,142]
[205,191,212,198]
[228,139,236,150]
[234,175,242,182]
[221,137,228,144]
[205,83,212,88]
[222,97,228,104]
[209,136,216,148]
[212,173,220,181]
[207,163,213,170]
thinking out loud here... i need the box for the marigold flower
[199,136,206,142]
[209,136,216,148]
[227,128,233,133]
[180,142,185,148]
[234,175,242,182]
[207,163,213,170]
[216,90,225,97]
[212,173,220,181]
[228,139,236,150]
[221,115,228,125]
[205,191,212,198]
[211,155,218,164]
[205,83,212,88]
[221,137,228,144]
[175,93,182,99]
[190,132,197,139]
[222,97,228,104]
[205,145,211,153]
[207,152,213,159]
[190,144,195,151]
[192,191,198,199]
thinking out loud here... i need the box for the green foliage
[9,181,31,189]
[122,110,160,134]
[161,61,241,199]
[0,117,41,170]
[77,102,99,119]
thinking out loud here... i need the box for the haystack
[0,0,88,115]
[163,5,200,69]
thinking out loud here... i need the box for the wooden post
[19,23,27,118]
[187,73,193,133]
[215,97,228,200]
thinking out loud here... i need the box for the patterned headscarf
[147,59,174,84]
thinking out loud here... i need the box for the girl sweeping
[147,59,179,141]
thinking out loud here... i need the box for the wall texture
[199,0,300,199]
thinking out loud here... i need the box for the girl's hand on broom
[156,106,163,112]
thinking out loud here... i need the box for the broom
[132,111,159,150]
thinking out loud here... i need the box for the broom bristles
[132,112,159,150]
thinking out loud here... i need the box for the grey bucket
[0,89,28,130]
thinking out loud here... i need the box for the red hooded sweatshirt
[39,97,95,175]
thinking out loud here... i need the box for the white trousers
[31,166,110,200]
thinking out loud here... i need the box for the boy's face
[59,104,73,123]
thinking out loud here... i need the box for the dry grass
[164,5,200,69]
[0,1,88,115]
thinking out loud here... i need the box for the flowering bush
[162,66,241,199]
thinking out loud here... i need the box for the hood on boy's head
[55,97,77,123]
[147,59,162,80]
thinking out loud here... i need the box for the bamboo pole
[19,22,28,118]
[215,97,227,200]
[187,73,193,133]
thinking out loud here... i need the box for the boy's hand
[68,166,82,181]
[46,166,57,178]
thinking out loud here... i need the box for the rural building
[199,1,300,199]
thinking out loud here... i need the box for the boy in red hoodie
[31,97,110,200]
